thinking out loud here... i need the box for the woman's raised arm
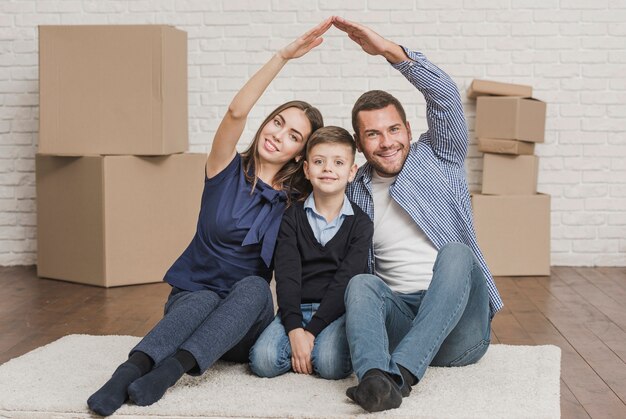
[206,17,332,179]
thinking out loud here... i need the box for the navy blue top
[164,154,287,297]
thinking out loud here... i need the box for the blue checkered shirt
[346,47,503,316]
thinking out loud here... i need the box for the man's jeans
[249,303,352,380]
[345,243,492,385]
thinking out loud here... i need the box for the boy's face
[304,143,358,197]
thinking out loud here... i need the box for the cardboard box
[482,154,539,195]
[475,96,546,143]
[467,79,532,99]
[36,153,206,287]
[472,193,550,276]
[39,25,188,155]
[478,138,535,155]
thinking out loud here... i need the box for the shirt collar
[354,163,373,185]
[304,193,354,218]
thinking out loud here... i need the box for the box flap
[467,79,533,99]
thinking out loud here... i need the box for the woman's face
[256,107,312,166]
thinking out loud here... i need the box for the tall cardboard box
[472,193,550,276]
[475,96,546,143]
[39,25,188,155]
[36,153,206,287]
[482,154,539,195]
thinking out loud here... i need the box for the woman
[87,18,331,416]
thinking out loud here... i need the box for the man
[332,16,503,413]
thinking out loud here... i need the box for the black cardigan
[275,200,373,336]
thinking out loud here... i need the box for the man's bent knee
[438,242,473,263]
[345,274,386,305]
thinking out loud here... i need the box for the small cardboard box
[475,96,546,143]
[482,154,539,195]
[39,25,188,155]
[36,153,206,287]
[467,79,532,99]
[471,193,550,276]
[478,138,535,155]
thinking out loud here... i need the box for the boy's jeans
[345,243,492,385]
[249,303,352,380]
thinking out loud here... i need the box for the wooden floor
[1,266,625,418]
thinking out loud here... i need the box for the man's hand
[332,16,408,64]
[288,328,315,374]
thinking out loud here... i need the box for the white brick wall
[1,0,624,267]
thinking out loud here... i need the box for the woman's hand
[288,328,315,374]
[277,17,333,61]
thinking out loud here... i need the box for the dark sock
[347,365,416,402]
[127,351,154,375]
[398,364,417,396]
[351,368,402,412]
[174,349,198,373]
[87,362,142,416]
[127,357,185,406]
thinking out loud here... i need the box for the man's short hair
[351,90,407,137]
[306,126,356,160]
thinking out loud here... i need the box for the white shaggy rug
[0,335,560,418]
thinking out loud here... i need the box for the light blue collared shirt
[303,193,353,246]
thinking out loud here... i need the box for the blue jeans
[249,303,352,380]
[131,276,274,375]
[344,243,491,385]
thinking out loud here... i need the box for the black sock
[398,364,417,386]
[127,357,185,406]
[353,368,403,412]
[127,351,154,376]
[174,349,198,373]
[87,361,143,416]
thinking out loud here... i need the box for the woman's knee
[233,276,272,300]
[165,289,220,314]
[230,276,274,313]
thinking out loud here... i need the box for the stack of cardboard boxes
[36,26,206,287]
[468,80,550,276]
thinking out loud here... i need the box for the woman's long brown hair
[241,100,323,205]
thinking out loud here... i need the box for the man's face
[355,104,411,177]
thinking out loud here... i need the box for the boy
[249,126,373,380]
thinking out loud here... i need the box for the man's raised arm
[332,16,469,165]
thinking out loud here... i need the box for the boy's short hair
[351,90,407,138]
[305,126,356,160]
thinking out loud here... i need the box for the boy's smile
[304,143,358,197]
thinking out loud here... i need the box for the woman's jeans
[345,243,492,385]
[249,303,352,380]
[131,275,274,375]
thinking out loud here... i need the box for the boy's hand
[288,328,315,374]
